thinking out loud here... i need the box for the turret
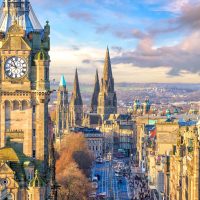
[34,49,50,90]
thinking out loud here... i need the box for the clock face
[5,56,28,79]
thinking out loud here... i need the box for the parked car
[92,182,98,189]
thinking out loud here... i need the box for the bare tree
[56,133,94,200]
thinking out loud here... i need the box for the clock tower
[0,0,50,176]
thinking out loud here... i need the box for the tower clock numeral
[5,56,28,79]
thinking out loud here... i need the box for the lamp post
[108,152,114,200]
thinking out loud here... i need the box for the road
[92,160,130,200]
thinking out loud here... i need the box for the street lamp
[108,152,114,200]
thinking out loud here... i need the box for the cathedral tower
[56,75,68,136]
[91,69,100,113]
[69,69,83,127]
[97,47,117,118]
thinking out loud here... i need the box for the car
[89,191,97,198]
[97,192,107,199]
[96,157,103,164]
[92,182,98,189]
[92,176,98,182]
[115,171,122,177]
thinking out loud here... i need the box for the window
[33,129,36,137]
[29,172,32,180]
[33,105,36,114]
[45,69,48,80]
[32,150,36,159]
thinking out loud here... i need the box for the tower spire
[71,69,82,105]
[103,46,113,82]
[91,69,100,113]
[69,69,83,127]
[59,75,66,88]
[97,47,117,117]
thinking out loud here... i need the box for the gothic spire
[59,75,66,88]
[91,69,100,113]
[103,47,113,82]
[70,69,82,105]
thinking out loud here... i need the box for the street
[92,160,130,200]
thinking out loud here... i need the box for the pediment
[0,163,14,175]
[1,36,31,51]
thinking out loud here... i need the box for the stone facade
[55,75,69,136]
[0,0,53,199]
[168,125,200,200]
[72,127,104,159]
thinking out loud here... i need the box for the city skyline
[25,0,200,83]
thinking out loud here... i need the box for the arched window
[22,100,28,110]
[13,101,19,110]
[5,101,11,129]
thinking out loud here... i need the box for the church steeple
[97,47,117,117]
[56,75,68,137]
[102,47,114,93]
[59,75,67,88]
[91,69,100,113]
[71,69,82,106]
[103,47,113,82]
[69,69,83,127]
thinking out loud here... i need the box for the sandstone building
[0,0,55,199]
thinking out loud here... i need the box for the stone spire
[56,75,68,136]
[103,47,113,82]
[69,69,83,127]
[102,47,114,92]
[91,69,100,113]
[59,75,67,88]
[97,47,117,117]
[70,69,82,106]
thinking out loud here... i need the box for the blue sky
[29,0,200,83]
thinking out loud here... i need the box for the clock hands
[11,58,18,69]
[5,57,27,79]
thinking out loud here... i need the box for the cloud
[177,3,200,30]
[68,11,95,23]
[82,59,91,64]
[111,46,123,53]
[113,30,200,76]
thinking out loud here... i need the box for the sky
[28,0,200,83]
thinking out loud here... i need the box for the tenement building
[0,0,55,199]
[167,123,200,200]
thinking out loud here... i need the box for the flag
[150,128,156,138]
